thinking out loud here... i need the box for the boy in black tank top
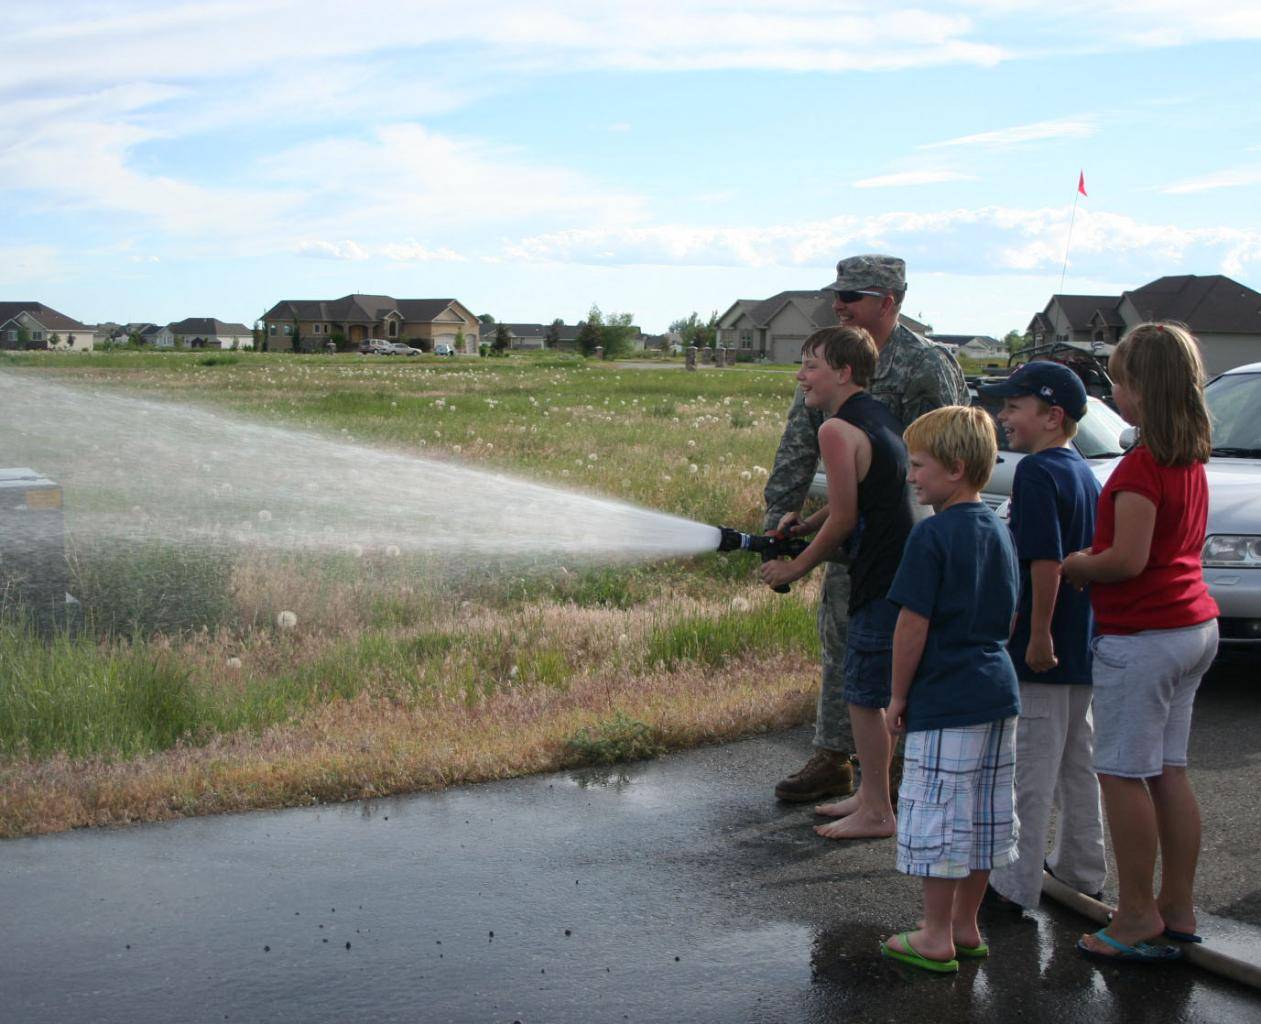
[761,327,915,840]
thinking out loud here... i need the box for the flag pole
[1059,171,1086,293]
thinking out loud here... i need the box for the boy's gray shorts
[1090,620,1218,779]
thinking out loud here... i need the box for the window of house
[388,320,398,338]
[3,330,14,342]
[739,330,753,349]
[313,323,321,334]
[284,324,292,336]
[32,331,43,341]
[269,324,276,335]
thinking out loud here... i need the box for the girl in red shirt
[1063,323,1218,964]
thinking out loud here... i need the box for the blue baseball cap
[978,360,1088,421]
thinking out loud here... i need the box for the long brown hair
[1109,322,1211,465]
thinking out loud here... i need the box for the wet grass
[0,350,828,835]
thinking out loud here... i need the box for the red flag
[1077,171,1088,197]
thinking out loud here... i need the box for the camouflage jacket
[762,324,967,531]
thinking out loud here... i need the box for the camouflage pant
[815,562,854,753]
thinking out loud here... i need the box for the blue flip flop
[1162,927,1203,944]
[1077,929,1182,964]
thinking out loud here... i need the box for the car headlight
[1202,535,1261,567]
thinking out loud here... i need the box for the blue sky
[3,1,1261,336]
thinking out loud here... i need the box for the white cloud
[1159,167,1261,195]
[295,240,370,261]
[607,122,632,133]
[920,117,1097,150]
[495,205,1261,282]
[853,170,975,188]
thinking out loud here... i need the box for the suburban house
[140,324,174,347]
[488,322,582,350]
[1026,274,1261,375]
[0,302,96,351]
[261,294,480,353]
[165,318,253,350]
[931,334,1005,361]
[716,290,931,363]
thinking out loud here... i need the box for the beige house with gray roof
[261,294,479,353]
[717,290,930,363]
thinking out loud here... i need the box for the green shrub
[565,712,664,766]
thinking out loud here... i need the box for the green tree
[1002,329,1025,355]
[577,304,604,357]
[545,319,563,348]
[600,311,636,359]
[669,310,719,349]
[290,316,301,354]
[478,313,496,325]
[454,327,466,353]
[493,322,511,354]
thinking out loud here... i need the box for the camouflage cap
[822,254,906,293]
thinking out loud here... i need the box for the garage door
[435,333,458,353]
[770,335,806,364]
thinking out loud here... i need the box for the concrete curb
[1041,872,1261,990]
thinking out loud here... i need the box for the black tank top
[834,392,915,614]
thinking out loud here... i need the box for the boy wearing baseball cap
[979,362,1108,909]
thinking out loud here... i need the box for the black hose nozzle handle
[715,526,809,594]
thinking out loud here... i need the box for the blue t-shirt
[888,502,1020,732]
[1007,446,1100,685]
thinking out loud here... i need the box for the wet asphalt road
[2,667,1259,1024]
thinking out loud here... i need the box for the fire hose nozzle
[714,525,809,593]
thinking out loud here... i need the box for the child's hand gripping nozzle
[716,526,810,594]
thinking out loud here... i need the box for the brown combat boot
[774,749,854,802]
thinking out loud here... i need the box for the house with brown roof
[164,318,254,350]
[0,302,96,351]
[717,290,930,363]
[1026,275,1261,375]
[260,294,479,353]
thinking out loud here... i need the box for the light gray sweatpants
[989,682,1107,908]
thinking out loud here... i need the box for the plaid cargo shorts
[895,718,1019,879]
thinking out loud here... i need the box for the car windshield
[1073,398,1128,458]
[1207,371,1261,456]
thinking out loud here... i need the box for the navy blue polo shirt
[888,502,1020,732]
[1007,446,1100,685]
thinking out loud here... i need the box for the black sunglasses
[832,289,886,303]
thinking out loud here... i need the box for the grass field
[1,349,837,836]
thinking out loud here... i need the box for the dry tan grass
[0,652,816,836]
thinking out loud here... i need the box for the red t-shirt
[1090,445,1218,634]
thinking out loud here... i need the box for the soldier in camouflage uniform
[766,254,968,808]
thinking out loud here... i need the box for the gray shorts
[1090,620,1218,779]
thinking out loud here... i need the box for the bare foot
[885,927,954,963]
[814,794,860,818]
[814,809,896,840]
[1157,901,1198,939]
[915,919,982,949]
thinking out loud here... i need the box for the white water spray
[0,371,722,565]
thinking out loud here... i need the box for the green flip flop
[881,932,960,973]
[955,942,990,959]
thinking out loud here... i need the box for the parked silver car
[1200,362,1261,651]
